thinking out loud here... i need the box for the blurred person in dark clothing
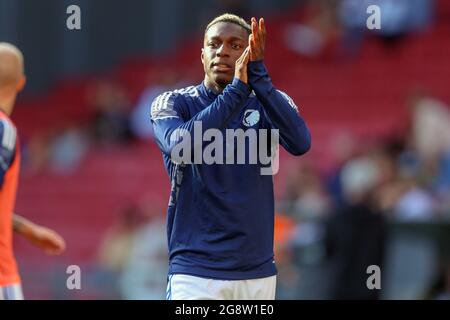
[426,260,450,300]
[87,80,134,146]
[324,156,388,299]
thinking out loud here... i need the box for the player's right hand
[234,46,250,84]
[28,225,66,255]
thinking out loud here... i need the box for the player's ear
[200,48,204,64]
[17,75,26,92]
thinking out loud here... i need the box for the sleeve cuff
[248,60,267,74]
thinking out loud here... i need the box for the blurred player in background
[151,14,311,299]
[0,42,65,300]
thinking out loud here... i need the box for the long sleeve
[150,78,251,157]
[248,60,311,156]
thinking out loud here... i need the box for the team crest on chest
[243,109,260,127]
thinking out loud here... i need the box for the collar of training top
[200,81,222,100]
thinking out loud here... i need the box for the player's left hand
[27,225,66,255]
[249,17,266,61]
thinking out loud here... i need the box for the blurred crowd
[20,67,188,176]
[284,0,433,59]
[274,89,450,299]
[19,0,437,174]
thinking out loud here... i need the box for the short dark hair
[205,13,251,35]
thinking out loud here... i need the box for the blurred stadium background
[1,0,450,299]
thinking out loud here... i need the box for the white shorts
[166,274,276,300]
[0,283,24,300]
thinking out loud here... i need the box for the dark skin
[249,17,266,62]
[201,17,267,93]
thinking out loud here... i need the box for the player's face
[202,22,249,89]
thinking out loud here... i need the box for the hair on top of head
[0,42,24,75]
[205,13,251,35]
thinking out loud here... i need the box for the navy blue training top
[150,61,311,280]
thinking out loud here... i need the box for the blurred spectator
[324,156,388,299]
[284,0,340,58]
[427,261,450,300]
[273,213,300,299]
[282,162,332,220]
[408,92,450,210]
[324,131,359,207]
[410,92,450,161]
[118,211,167,300]
[281,163,332,299]
[97,205,147,297]
[87,80,134,146]
[434,150,450,213]
[393,181,435,221]
[129,67,184,140]
[21,131,53,174]
[48,125,89,174]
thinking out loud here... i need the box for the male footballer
[0,42,66,300]
[151,14,311,300]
